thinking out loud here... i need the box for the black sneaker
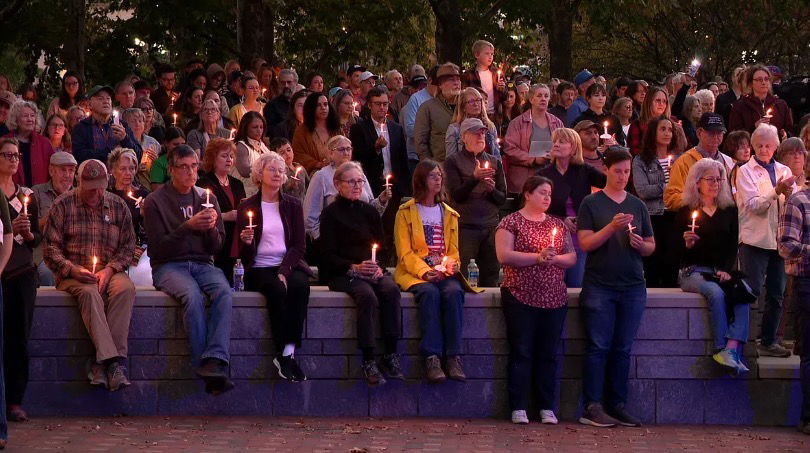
[578,402,620,428]
[379,353,405,380]
[361,360,386,387]
[205,377,236,396]
[274,355,306,381]
[196,358,228,389]
[607,404,643,427]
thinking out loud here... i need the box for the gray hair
[694,89,714,107]
[7,100,42,131]
[751,123,779,147]
[333,160,364,184]
[682,95,701,121]
[681,158,734,209]
[107,147,139,169]
[384,70,402,82]
[777,137,807,163]
[279,68,299,82]
[327,134,351,151]
[250,151,288,185]
[122,108,143,124]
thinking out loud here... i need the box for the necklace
[216,173,229,186]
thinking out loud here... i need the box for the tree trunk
[64,0,86,78]
[429,0,464,65]
[548,0,578,80]
[237,0,275,67]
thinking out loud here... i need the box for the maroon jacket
[5,131,54,187]
[728,94,794,136]
[236,190,312,278]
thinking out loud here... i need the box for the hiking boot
[445,356,466,381]
[361,360,386,387]
[607,404,642,427]
[758,343,791,357]
[579,402,620,428]
[205,378,236,396]
[425,355,446,383]
[106,362,131,392]
[87,361,108,388]
[379,353,405,380]
[196,358,228,389]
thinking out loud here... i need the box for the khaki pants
[57,272,136,362]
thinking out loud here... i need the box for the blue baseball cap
[574,70,594,88]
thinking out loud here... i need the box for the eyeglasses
[752,77,770,83]
[173,163,199,172]
[465,99,482,106]
[341,178,366,187]
[701,177,723,184]
[0,152,20,161]
[332,146,353,154]
[265,167,286,175]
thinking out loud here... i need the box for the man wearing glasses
[72,85,141,165]
[143,144,234,395]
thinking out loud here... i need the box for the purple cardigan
[236,190,312,278]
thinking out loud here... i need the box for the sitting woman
[107,147,151,286]
[674,158,747,372]
[232,111,270,197]
[319,161,402,387]
[197,138,246,283]
[495,175,576,425]
[445,87,501,159]
[186,99,231,160]
[269,137,308,200]
[394,160,479,383]
[122,108,160,189]
[237,151,312,382]
[303,135,389,242]
[43,113,71,153]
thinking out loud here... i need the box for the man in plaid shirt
[43,159,136,392]
[778,156,810,435]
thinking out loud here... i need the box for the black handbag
[701,270,757,305]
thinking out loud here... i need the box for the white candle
[627,223,636,234]
[603,121,609,136]
[371,243,378,262]
[551,227,558,248]
[113,109,120,126]
[690,210,698,233]
[127,191,142,206]
[205,188,211,206]
[22,195,29,216]
[385,173,392,190]
[667,155,672,167]
[172,113,178,126]
[262,88,267,98]
[230,128,236,140]
[764,107,773,119]
[247,210,254,228]
[92,256,98,274]
[483,161,490,169]
[434,255,448,273]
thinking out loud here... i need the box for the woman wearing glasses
[445,87,500,160]
[674,158,748,372]
[302,135,390,244]
[729,65,794,138]
[319,160,402,387]
[187,99,231,161]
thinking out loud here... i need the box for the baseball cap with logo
[347,64,366,76]
[697,112,726,132]
[77,159,109,190]
[460,118,487,135]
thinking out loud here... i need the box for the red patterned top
[497,212,573,308]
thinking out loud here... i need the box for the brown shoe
[6,405,28,422]
[0,438,6,450]
[445,356,466,381]
[107,362,131,392]
[87,361,108,388]
[425,355,446,383]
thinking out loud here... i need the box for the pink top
[497,212,572,308]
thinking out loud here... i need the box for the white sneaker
[511,410,529,424]
[540,409,558,424]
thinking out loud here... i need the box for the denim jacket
[632,155,671,215]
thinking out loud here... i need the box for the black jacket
[573,109,627,146]
[319,195,386,285]
[537,163,606,219]
[264,95,291,129]
[197,172,246,263]
[349,117,410,197]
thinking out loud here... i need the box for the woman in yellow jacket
[395,160,482,384]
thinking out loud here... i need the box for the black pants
[3,268,37,406]
[502,288,567,411]
[329,275,401,351]
[459,225,500,287]
[643,212,678,288]
[245,267,310,352]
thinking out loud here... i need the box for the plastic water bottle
[233,259,244,292]
[467,259,479,288]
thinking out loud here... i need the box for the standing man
[462,40,505,116]
[71,85,141,165]
[143,144,234,395]
[43,159,137,391]
[152,64,177,116]
[264,69,298,129]
[401,66,436,174]
[566,70,596,127]
[414,63,461,163]
[115,81,136,110]
[347,64,366,104]
[549,81,577,124]
[384,70,404,101]
[357,71,379,109]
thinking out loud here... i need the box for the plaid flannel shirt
[778,188,810,277]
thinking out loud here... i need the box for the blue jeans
[409,277,465,357]
[152,261,233,367]
[0,284,7,441]
[37,261,55,286]
[789,276,810,422]
[738,244,786,346]
[580,282,646,408]
[679,267,750,351]
[565,247,586,288]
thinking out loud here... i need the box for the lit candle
[496,137,502,145]
[230,128,236,140]
[92,256,98,274]
[764,107,773,119]
[172,113,178,126]
[22,195,29,216]
[205,188,211,206]
[690,210,698,233]
[352,101,358,111]
[385,173,392,190]
[292,166,303,181]
[483,161,490,169]
[603,121,609,136]
[371,243,378,262]
[113,109,120,126]
[170,93,176,106]
[627,223,636,234]
[262,88,267,98]
[434,255,449,273]
[247,210,254,229]
[551,227,558,248]
[667,155,672,167]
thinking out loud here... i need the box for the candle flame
[248,210,253,218]
[691,59,700,67]
[691,210,698,220]
[294,166,303,176]
[23,195,29,204]
[372,243,379,250]
[92,256,98,264]
[127,191,133,197]
[552,227,558,236]
[483,161,490,169]
[603,121,609,128]
[441,255,448,264]
[766,108,773,116]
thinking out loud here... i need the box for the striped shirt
[657,157,672,184]
[778,189,810,277]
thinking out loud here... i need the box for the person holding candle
[444,87,501,160]
[269,137,308,200]
[0,163,13,447]
[576,148,655,427]
[632,116,681,287]
[232,111,270,198]
[237,152,312,382]
[43,159,137,392]
[673,158,748,371]
[394,160,480,383]
[537,128,606,288]
[72,85,141,166]
[227,75,265,129]
[122,107,160,189]
[186,99,231,160]
[197,138,245,283]
[148,127,186,191]
[461,40,505,117]
[736,124,797,357]
[503,83,564,196]
[0,137,41,422]
[293,92,340,174]
[729,64,794,138]
[573,83,627,147]
[144,144,235,394]
[270,89,309,142]
[445,118,507,287]
[320,161,403,386]
[495,175,576,425]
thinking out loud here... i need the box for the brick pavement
[3,417,808,452]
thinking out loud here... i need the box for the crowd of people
[0,38,809,446]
